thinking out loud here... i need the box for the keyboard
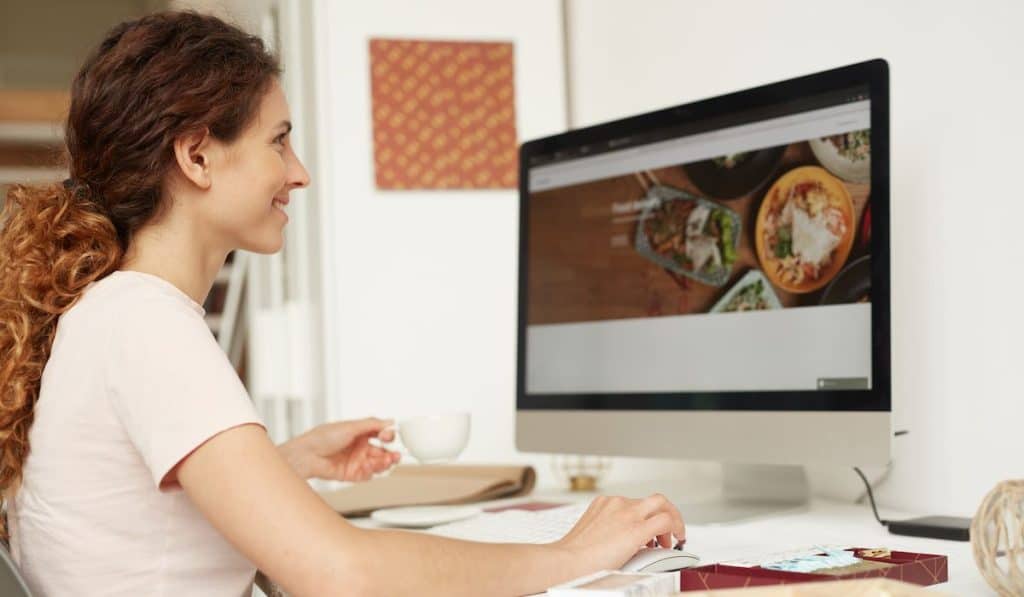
[425,501,590,544]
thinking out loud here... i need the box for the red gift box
[679,548,948,591]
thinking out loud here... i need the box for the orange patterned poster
[369,38,518,190]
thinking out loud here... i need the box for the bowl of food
[635,184,740,287]
[820,255,871,305]
[809,129,870,183]
[754,166,855,294]
[683,145,786,200]
[710,269,782,313]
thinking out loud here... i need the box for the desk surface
[351,488,990,595]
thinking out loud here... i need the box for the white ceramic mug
[397,412,470,463]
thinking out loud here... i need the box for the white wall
[565,0,1024,515]
[313,0,567,475]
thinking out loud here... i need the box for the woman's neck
[120,222,228,306]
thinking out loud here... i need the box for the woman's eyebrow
[275,120,292,134]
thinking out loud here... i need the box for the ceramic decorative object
[971,479,1024,596]
[551,455,613,492]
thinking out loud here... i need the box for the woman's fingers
[364,445,399,467]
[346,444,399,480]
[634,494,671,517]
[339,417,393,444]
[634,493,686,545]
[367,452,394,472]
[593,493,686,550]
[640,512,675,546]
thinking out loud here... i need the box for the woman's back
[11,270,262,597]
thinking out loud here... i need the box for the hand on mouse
[277,417,401,481]
[553,494,686,575]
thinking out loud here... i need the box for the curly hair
[0,10,280,539]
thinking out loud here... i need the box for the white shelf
[0,122,65,144]
[0,167,67,185]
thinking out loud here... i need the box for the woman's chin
[240,233,285,255]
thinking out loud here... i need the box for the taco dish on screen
[755,166,855,293]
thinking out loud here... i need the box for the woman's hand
[278,417,401,481]
[554,494,687,573]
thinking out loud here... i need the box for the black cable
[852,431,908,527]
[852,466,889,527]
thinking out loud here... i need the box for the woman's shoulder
[69,270,208,334]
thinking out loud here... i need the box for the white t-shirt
[10,270,265,597]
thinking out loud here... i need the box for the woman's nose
[290,154,311,188]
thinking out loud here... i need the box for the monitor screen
[519,61,889,412]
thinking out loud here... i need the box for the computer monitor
[516,60,891,521]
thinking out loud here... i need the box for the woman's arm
[178,424,684,596]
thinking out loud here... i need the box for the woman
[0,10,685,596]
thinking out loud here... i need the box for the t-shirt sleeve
[106,294,265,489]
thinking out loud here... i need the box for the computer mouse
[620,547,701,573]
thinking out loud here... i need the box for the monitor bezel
[516,59,890,412]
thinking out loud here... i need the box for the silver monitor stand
[679,464,809,524]
[519,409,889,523]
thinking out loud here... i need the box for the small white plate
[710,268,782,314]
[370,505,483,528]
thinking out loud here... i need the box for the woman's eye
[274,134,287,146]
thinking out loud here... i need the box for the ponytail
[0,181,121,539]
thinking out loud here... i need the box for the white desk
[351,487,991,595]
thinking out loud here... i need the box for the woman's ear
[172,127,214,190]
